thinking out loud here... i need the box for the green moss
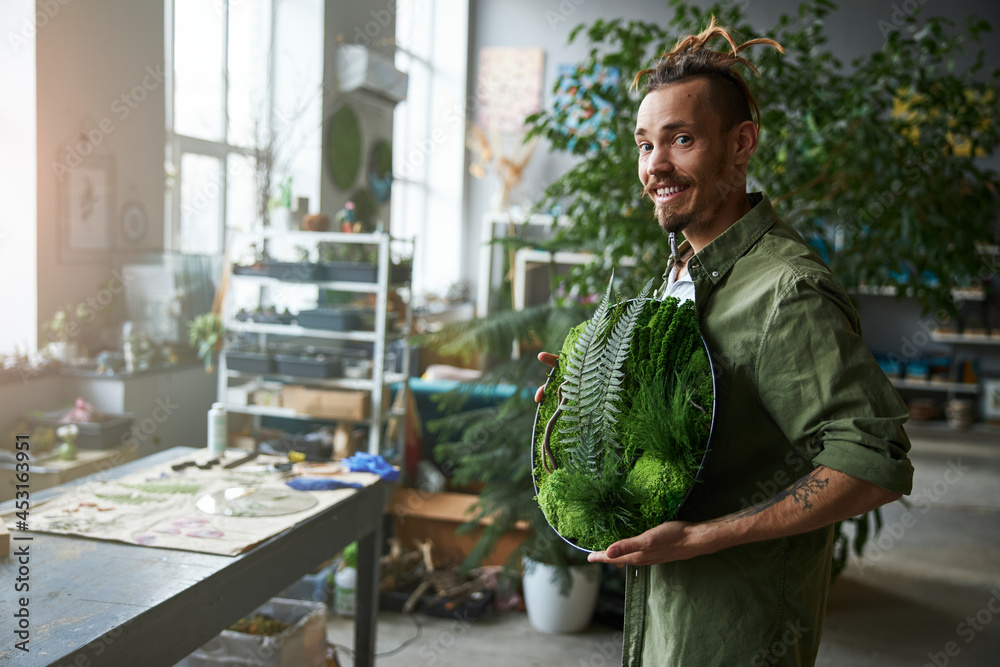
[624,451,690,524]
[533,294,713,549]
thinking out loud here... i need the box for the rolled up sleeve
[755,275,914,495]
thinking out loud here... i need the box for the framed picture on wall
[60,153,116,259]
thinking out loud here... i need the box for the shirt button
[712,271,719,278]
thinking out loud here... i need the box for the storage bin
[296,309,361,331]
[319,261,377,283]
[232,264,270,277]
[273,354,342,378]
[226,351,275,374]
[174,598,326,667]
[267,262,320,281]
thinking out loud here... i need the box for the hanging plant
[533,276,714,551]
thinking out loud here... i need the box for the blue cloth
[285,477,365,491]
[341,452,399,481]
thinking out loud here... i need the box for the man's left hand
[587,520,709,566]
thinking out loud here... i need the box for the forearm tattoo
[725,472,831,522]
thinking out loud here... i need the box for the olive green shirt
[626,193,913,666]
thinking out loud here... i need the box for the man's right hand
[534,352,558,403]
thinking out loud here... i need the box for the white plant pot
[47,341,79,363]
[522,556,601,634]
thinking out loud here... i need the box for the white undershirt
[664,260,696,304]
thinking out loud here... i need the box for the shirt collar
[688,192,777,285]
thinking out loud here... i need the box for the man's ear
[733,120,757,166]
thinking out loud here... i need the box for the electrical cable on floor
[328,613,423,665]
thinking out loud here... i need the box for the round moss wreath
[327,105,362,190]
[532,279,714,552]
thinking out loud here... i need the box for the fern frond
[560,276,615,455]
[595,278,654,452]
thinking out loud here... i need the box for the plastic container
[267,262,319,281]
[232,264,270,277]
[226,351,275,374]
[334,566,356,616]
[273,354,342,378]
[208,403,227,456]
[296,309,361,331]
[319,261,377,283]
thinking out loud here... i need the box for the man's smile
[649,183,691,205]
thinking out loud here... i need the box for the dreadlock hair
[632,16,784,133]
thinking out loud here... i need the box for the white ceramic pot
[47,341,79,363]
[522,557,601,634]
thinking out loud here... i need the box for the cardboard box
[388,489,531,567]
[176,598,326,667]
[282,386,369,421]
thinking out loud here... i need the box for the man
[536,18,913,666]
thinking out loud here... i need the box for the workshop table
[0,446,388,666]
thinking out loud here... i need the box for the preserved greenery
[533,280,713,551]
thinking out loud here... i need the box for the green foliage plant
[534,277,713,551]
[187,313,224,372]
[525,0,1000,315]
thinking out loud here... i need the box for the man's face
[635,78,734,236]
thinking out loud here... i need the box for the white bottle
[334,565,357,616]
[207,402,227,456]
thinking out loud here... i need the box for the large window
[391,0,469,300]
[166,0,323,255]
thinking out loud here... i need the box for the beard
[648,159,732,236]
[656,204,697,235]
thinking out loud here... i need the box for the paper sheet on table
[4,451,380,556]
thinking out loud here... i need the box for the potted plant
[268,246,320,281]
[425,301,605,631]
[42,303,89,362]
[187,313,224,372]
[232,243,270,277]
